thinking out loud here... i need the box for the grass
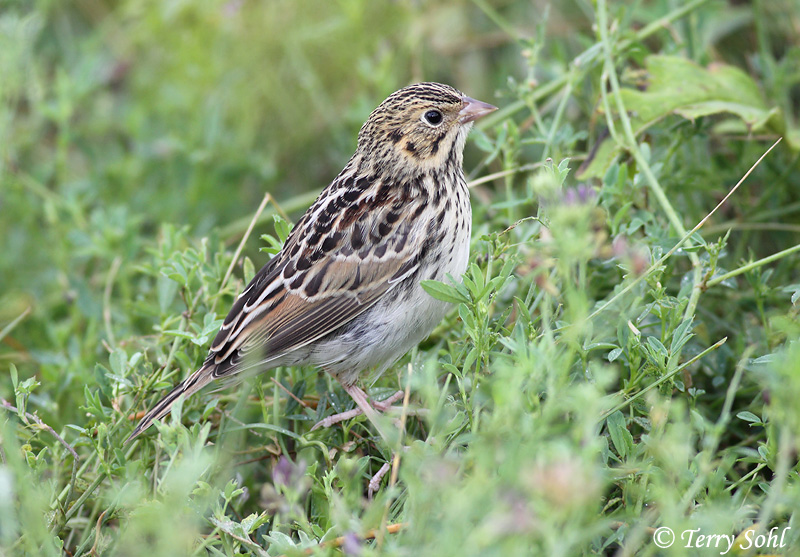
[2,0,800,555]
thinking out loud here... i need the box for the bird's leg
[368,443,414,498]
[312,385,412,497]
[310,385,404,431]
[370,390,404,412]
[368,462,391,499]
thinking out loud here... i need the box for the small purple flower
[272,456,306,489]
[562,184,597,206]
[342,532,362,556]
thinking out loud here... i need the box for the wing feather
[207,183,423,379]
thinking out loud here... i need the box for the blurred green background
[2,0,535,376]
[1,0,528,412]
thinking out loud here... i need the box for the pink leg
[368,462,391,499]
[310,386,404,432]
[310,407,365,430]
[369,445,410,498]
[371,390,404,412]
[311,386,410,497]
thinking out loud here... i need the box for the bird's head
[356,82,497,176]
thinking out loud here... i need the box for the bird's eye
[422,110,443,126]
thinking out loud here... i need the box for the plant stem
[599,337,727,421]
[476,0,713,131]
[597,0,703,326]
[705,243,800,288]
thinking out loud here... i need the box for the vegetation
[2,1,799,555]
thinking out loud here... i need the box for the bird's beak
[459,96,498,123]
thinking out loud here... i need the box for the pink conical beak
[459,96,498,123]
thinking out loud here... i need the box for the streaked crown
[356,82,496,173]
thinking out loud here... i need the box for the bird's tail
[126,364,216,443]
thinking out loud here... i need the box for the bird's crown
[357,82,470,167]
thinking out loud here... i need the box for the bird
[127,82,497,442]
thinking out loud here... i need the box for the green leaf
[606,411,634,459]
[676,101,779,128]
[109,348,127,376]
[622,56,781,132]
[273,214,293,243]
[736,411,763,425]
[646,336,668,360]
[157,274,178,313]
[469,263,485,297]
[243,256,255,284]
[513,296,531,326]
[462,347,479,374]
[421,280,470,305]
[471,128,495,153]
[458,303,477,332]
[578,55,786,178]
[669,318,695,353]
[607,347,623,362]
[94,364,112,398]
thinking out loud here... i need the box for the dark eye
[423,110,443,126]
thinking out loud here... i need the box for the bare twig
[270,377,310,409]
[466,163,541,189]
[89,510,107,556]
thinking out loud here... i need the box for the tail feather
[126,365,216,443]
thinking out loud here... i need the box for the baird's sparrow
[128,82,497,441]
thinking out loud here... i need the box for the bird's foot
[310,388,404,431]
[368,461,391,499]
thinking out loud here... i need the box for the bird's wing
[206,181,428,378]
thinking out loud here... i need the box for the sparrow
[128,82,497,441]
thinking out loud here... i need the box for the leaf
[736,411,762,425]
[781,283,800,305]
[646,336,668,360]
[471,127,495,153]
[606,411,634,459]
[94,364,112,399]
[622,56,781,131]
[157,274,178,313]
[578,55,786,178]
[607,347,623,362]
[421,280,470,305]
[462,347,479,375]
[458,303,477,332]
[273,214,293,243]
[469,263,485,297]
[669,318,695,355]
[243,256,255,284]
[240,513,267,534]
[109,348,127,376]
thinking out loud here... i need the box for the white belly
[308,203,471,386]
